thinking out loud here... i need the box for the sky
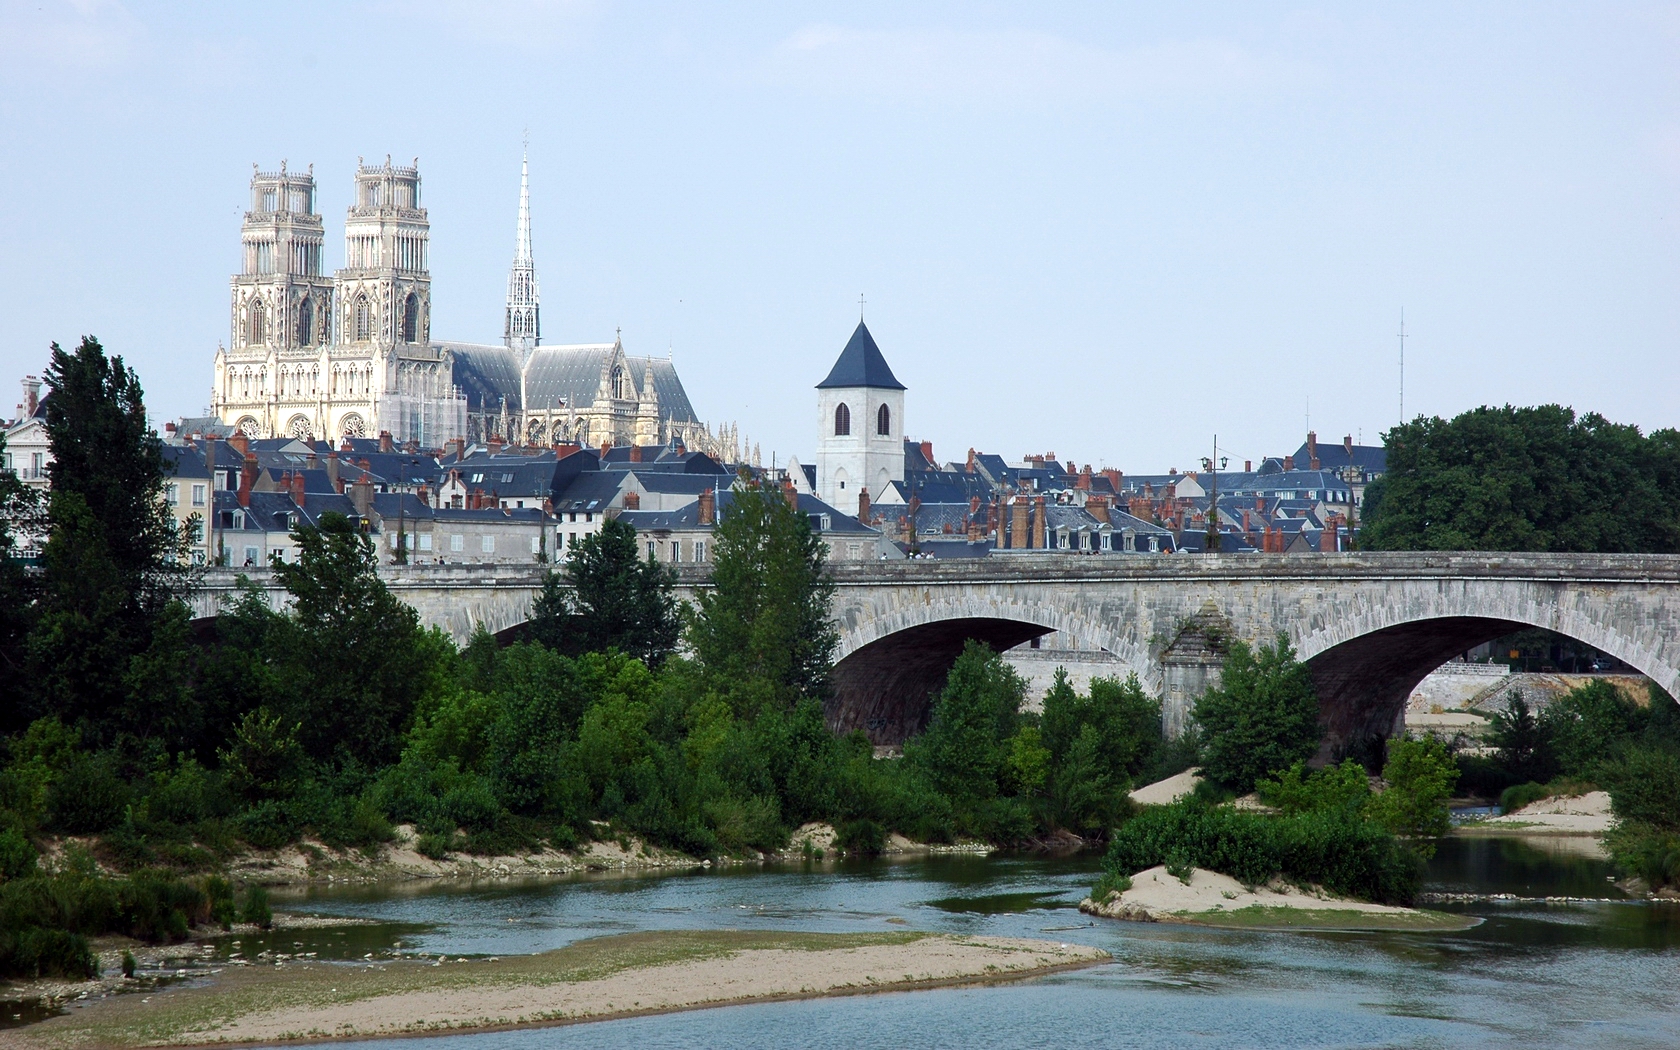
[2,1,1677,473]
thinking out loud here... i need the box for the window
[402,294,419,342]
[1057,531,1069,549]
[165,483,179,504]
[671,541,681,562]
[419,534,433,551]
[450,534,464,552]
[192,484,206,506]
[570,533,578,548]
[297,297,313,345]
[847,542,861,559]
[481,535,495,553]
[694,540,706,562]
[585,512,594,523]
[243,546,260,566]
[354,295,371,341]
[834,403,851,436]
[877,403,891,436]
[612,366,628,399]
[647,541,656,559]
[249,299,267,344]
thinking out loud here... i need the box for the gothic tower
[504,152,540,359]
[215,162,333,438]
[333,157,432,438]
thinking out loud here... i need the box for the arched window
[296,296,312,346]
[249,299,266,345]
[354,295,371,341]
[876,403,891,436]
[834,403,851,436]
[401,293,419,343]
[611,366,627,399]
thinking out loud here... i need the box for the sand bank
[1461,791,1614,835]
[13,930,1107,1048]
[1081,865,1476,931]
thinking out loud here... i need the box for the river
[172,834,1677,1050]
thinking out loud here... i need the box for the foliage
[906,642,1024,807]
[1192,634,1322,793]
[0,429,43,692]
[687,476,838,715]
[1365,737,1459,853]
[1099,797,1421,905]
[1485,691,1557,785]
[1360,404,1680,553]
[1256,759,1371,817]
[1543,679,1643,777]
[549,518,683,666]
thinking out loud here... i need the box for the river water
[210,834,1680,1050]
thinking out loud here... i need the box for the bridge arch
[1284,579,1680,756]
[828,593,1153,745]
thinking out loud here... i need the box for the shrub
[204,875,237,929]
[1498,781,1552,814]
[1256,760,1371,816]
[0,828,38,881]
[236,800,300,850]
[836,818,886,857]
[1192,635,1321,793]
[1602,746,1680,830]
[47,751,130,833]
[1366,737,1459,853]
[1100,798,1420,905]
[240,885,272,929]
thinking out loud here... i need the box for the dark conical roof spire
[816,321,905,390]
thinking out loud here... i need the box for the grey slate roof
[815,322,905,390]
[442,342,701,424]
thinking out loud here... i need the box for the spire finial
[859,293,866,321]
[504,147,540,356]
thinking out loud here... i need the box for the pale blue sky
[3,2,1676,471]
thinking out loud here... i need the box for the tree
[24,338,194,747]
[906,641,1024,805]
[1192,634,1321,793]
[0,430,43,708]
[1360,404,1680,553]
[1486,691,1557,784]
[687,477,838,714]
[1542,679,1642,777]
[264,512,451,766]
[546,517,681,666]
[1366,736,1459,852]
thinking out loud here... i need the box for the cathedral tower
[815,321,905,503]
[504,152,540,359]
[214,162,333,437]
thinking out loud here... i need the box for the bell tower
[815,320,906,502]
[337,156,431,352]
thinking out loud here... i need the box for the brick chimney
[237,452,257,508]
[1244,460,1252,472]
[1010,496,1029,549]
[379,430,394,453]
[1032,495,1047,549]
[966,448,978,473]
[1344,434,1354,457]
[1087,495,1110,524]
[488,439,503,455]
[919,440,934,466]
[1307,430,1319,470]
[288,469,307,507]
[1320,523,1338,553]
[1077,465,1092,491]
[554,442,581,460]
[326,451,342,493]
[1283,455,1295,471]
[698,487,715,526]
[623,490,640,510]
[20,376,41,417]
[1102,468,1122,493]
[858,486,871,522]
[229,429,250,457]
[450,437,467,462]
[629,444,643,463]
[349,476,374,517]
[341,435,354,453]
[781,474,798,506]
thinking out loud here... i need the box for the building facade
[815,321,906,504]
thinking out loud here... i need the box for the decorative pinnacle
[515,151,533,263]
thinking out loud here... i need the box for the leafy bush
[1192,635,1321,793]
[1100,798,1421,905]
[47,751,131,833]
[240,884,272,929]
[1366,737,1459,853]
[1498,781,1553,814]
[0,827,38,881]
[1256,760,1371,816]
[1602,745,1680,830]
[836,818,886,857]
[236,800,300,850]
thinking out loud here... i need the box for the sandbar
[12,930,1108,1048]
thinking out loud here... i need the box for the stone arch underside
[828,594,1153,746]
[1286,579,1680,758]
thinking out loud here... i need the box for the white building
[814,321,906,505]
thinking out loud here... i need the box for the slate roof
[1292,439,1387,475]
[552,470,628,512]
[443,342,701,424]
[617,490,879,536]
[816,322,905,390]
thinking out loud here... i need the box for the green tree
[1192,634,1321,793]
[1542,679,1642,777]
[1360,404,1680,552]
[265,512,452,766]
[1366,736,1459,852]
[906,641,1024,806]
[687,477,838,713]
[1256,759,1372,816]
[550,517,681,666]
[1485,691,1557,784]
[25,337,194,747]
[0,430,42,698]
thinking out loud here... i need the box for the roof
[816,322,905,390]
[442,341,701,425]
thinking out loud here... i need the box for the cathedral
[211,156,707,451]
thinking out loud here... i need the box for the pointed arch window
[612,366,627,399]
[296,296,313,346]
[876,403,890,436]
[249,299,267,345]
[354,295,371,341]
[834,403,851,436]
[402,293,419,343]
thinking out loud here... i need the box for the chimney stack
[966,448,978,473]
[341,435,354,453]
[488,438,503,455]
[919,440,934,466]
[228,429,250,457]
[450,437,467,462]
[1032,495,1047,549]
[349,476,374,517]
[1344,434,1354,456]
[781,474,798,507]
[1087,495,1110,524]
[379,430,394,453]
[858,486,871,522]
[1283,455,1295,471]
[237,452,257,508]
[1077,465,1092,491]
[1244,460,1252,472]
[288,469,306,507]
[326,451,342,493]
[699,487,716,526]
[1010,496,1029,549]
[623,490,640,510]
[629,444,643,463]
[20,376,41,417]
[1102,468,1122,493]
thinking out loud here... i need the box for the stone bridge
[191,552,1680,755]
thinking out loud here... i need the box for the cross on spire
[859,293,866,321]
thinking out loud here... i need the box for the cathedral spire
[505,149,540,359]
